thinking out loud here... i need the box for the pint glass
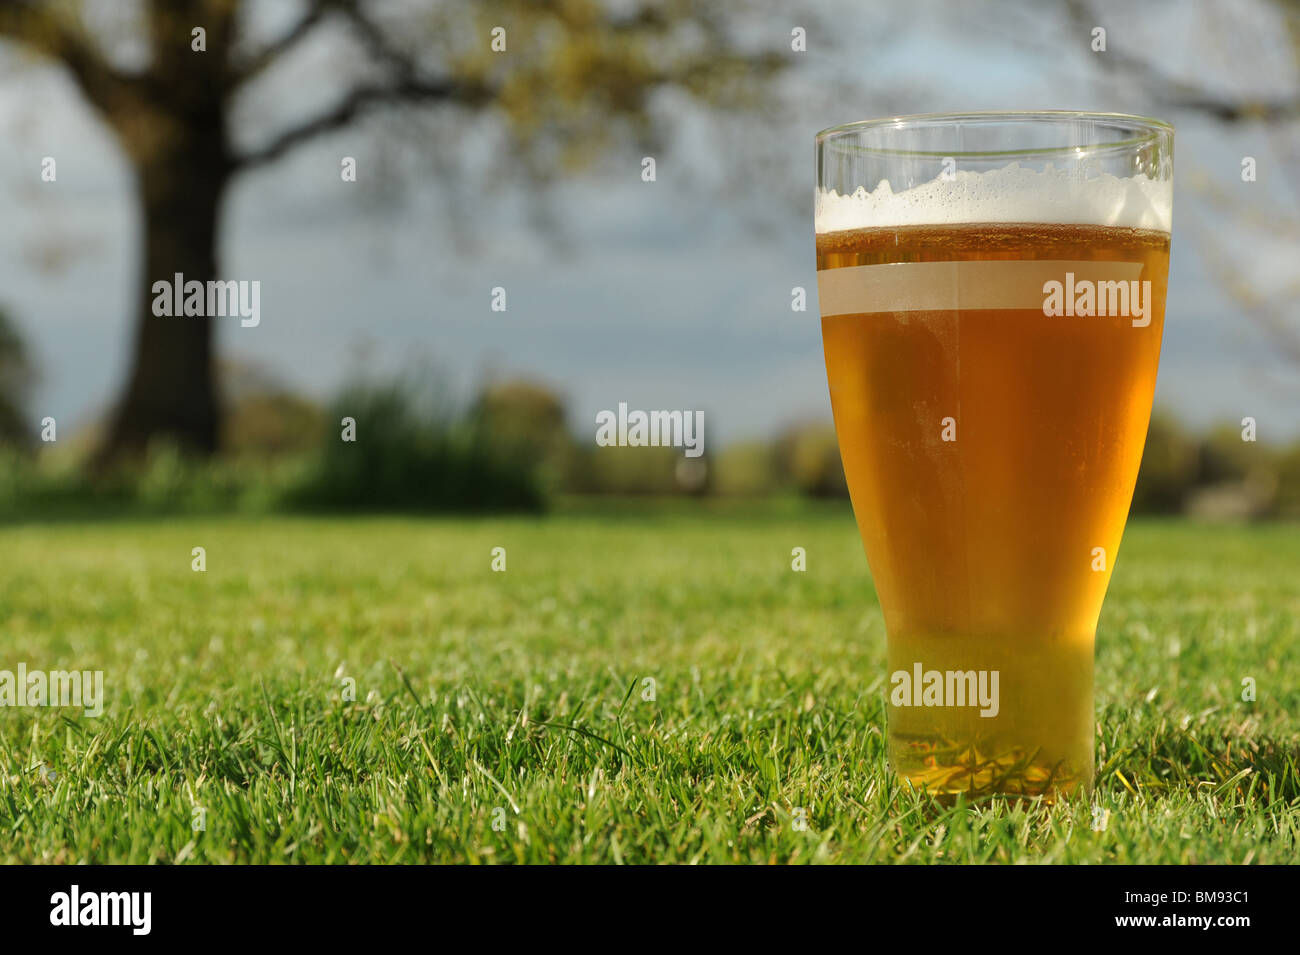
[815,112,1173,798]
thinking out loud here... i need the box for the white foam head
[815,163,1172,234]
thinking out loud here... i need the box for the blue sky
[1,0,1297,446]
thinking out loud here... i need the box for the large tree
[0,0,784,461]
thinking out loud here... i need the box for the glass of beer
[815,112,1173,799]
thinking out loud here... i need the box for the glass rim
[815,110,1174,160]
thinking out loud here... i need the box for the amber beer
[818,219,1169,796]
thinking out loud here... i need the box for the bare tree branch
[336,0,419,82]
[1064,0,1300,121]
[231,0,334,88]
[234,1,499,170]
[234,74,493,170]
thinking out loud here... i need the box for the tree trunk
[100,132,231,463]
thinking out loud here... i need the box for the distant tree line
[0,334,1295,519]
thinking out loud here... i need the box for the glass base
[884,633,1096,802]
[890,732,1089,802]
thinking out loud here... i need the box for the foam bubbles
[815,164,1172,234]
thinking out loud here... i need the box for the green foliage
[1131,411,1197,514]
[1276,445,1300,518]
[1133,410,1299,518]
[713,440,780,495]
[0,510,1295,863]
[223,393,327,456]
[472,380,573,493]
[0,377,551,519]
[565,444,709,496]
[282,379,546,514]
[772,422,849,498]
[1197,422,1270,483]
[0,446,284,520]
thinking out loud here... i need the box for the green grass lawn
[0,505,1296,863]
